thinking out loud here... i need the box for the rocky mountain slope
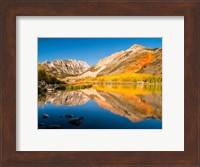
[64,44,162,81]
[39,44,162,82]
[39,59,89,78]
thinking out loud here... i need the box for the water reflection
[38,84,162,129]
[39,91,89,106]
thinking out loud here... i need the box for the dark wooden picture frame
[0,0,199,166]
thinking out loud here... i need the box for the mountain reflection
[39,91,89,106]
[38,84,162,123]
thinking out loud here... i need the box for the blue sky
[38,38,162,66]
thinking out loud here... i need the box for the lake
[38,84,162,129]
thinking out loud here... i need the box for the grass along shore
[76,73,162,84]
[56,84,93,90]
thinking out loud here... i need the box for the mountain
[39,44,162,82]
[39,59,90,78]
[64,44,162,81]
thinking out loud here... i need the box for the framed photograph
[1,0,199,166]
[37,37,162,130]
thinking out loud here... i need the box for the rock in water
[69,117,84,126]
[65,114,73,118]
[42,113,49,119]
[47,125,61,129]
[39,123,45,126]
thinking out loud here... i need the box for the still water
[38,84,162,129]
